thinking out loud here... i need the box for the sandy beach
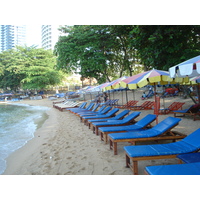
[2,89,200,175]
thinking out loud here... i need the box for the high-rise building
[0,25,26,52]
[41,25,62,50]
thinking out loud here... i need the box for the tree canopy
[0,46,64,91]
[55,25,200,83]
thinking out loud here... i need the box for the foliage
[54,25,141,83]
[130,25,200,70]
[0,46,64,91]
[54,25,200,84]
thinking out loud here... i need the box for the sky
[26,25,42,47]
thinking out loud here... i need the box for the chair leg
[125,154,130,168]
[133,161,138,175]
[113,142,118,155]
[95,127,99,135]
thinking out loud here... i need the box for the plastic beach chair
[124,128,200,175]
[90,111,141,135]
[99,114,156,143]
[115,100,138,109]
[108,116,184,155]
[145,162,200,175]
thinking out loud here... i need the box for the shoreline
[2,91,199,175]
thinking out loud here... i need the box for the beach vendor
[103,92,108,102]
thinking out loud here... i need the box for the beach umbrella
[169,55,200,103]
[104,76,128,91]
[120,69,174,89]
[169,55,200,78]
[120,69,175,123]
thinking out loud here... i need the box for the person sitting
[141,92,146,100]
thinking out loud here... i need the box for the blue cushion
[145,162,200,175]
[91,112,140,126]
[182,128,200,149]
[177,152,200,163]
[99,114,156,132]
[82,108,119,119]
[108,117,181,140]
[124,139,197,157]
[88,110,130,123]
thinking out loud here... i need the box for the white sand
[2,89,199,175]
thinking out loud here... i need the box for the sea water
[0,103,49,174]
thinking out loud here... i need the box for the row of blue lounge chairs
[66,101,200,175]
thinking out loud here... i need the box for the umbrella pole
[153,84,159,124]
[122,90,124,105]
[126,89,128,103]
[197,84,200,104]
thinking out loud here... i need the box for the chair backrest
[105,108,119,116]
[91,103,100,112]
[152,117,181,134]
[182,128,200,149]
[113,110,131,119]
[140,101,151,107]
[128,100,138,106]
[189,104,200,113]
[111,99,119,105]
[122,111,141,122]
[100,106,112,114]
[145,101,154,109]
[135,114,157,128]
[97,105,106,113]
[86,102,95,110]
[80,102,87,108]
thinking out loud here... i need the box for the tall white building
[0,25,26,52]
[41,25,62,50]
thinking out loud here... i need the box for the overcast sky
[26,25,42,47]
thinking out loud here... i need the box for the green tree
[0,46,64,91]
[131,25,200,70]
[54,25,143,83]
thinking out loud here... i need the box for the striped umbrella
[120,69,174,90]
[120,69,176,124]
[104,76,128,91]
[169,55,200,78]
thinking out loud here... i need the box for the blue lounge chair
[90,111,141,135]
[109,117,184,155]
[145,162,200,175]
[99,114,156,143]
[66,102,87,112]
[87,110,131,128]
[177,152,200,163]
[173,104,200,121]
[79,105,106,117]
[124,128,200,175]
[146,152,200,175]
[71,102,95,115]
[79,106,111,118]
[81,108,119,124]
[67,102,89,113]
[75,103,101,117]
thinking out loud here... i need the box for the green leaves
[0,46,64,91]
